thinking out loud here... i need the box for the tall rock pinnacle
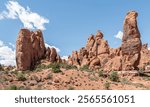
[121,11,142,70]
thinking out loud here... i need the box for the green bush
[46,73,53,79]
[62,64,77,70]
[53,68,62,73]
[50,63,62,73]
[68,86,74,90]
[34,64,47,72]
[98,70,104,77]
[46,64,55,69]
[7,85,28,90]
[121,78,129,84]
[7,85,20,90]
[16,72,26,81]
[80,65,92,72]
[104,81,110,90]
[109,71,119,82]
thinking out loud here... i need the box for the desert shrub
[109,71,119,82]
[0,77,7,83]
[98,70,104,77]
[62,64,77,70]
[121,78,129,84]
[34,64,47,72]
[138,67,144,73]
[8,85,29,90]
[68,86,74,90]
[37,64,47,69]
[50,63,62,73]
[89,76,98,81]
[46,64,55,69]
[80,65,92,72]
[34,68,42,72]
[47,63,59,69]
[6,85,20,90]
[16,72,26,81]
[137,70,149,77]
[53,67,62,73]
[46,73,53,79]
[104,81,110,90]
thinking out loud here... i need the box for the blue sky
[0,0,150,66]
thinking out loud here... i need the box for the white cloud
[0,13,4,20]
[61,56,68,60]
[45,43,60,53]
[0,40,16,66]
[115,31,123,40]
[9,42,15,48]
[0,1,49,30]
[0,40,4,46]
[148,47,150,50]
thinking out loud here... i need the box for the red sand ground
[0,66,150,90]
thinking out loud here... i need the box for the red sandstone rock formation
[16,11,150,72]
[121,11,142,70]
[16,29,33,71]
[16,29,61,71]
[68,11,150,71]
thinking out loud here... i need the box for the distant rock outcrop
[68,30,110,69]
[16,29,61,71]
[45,47,62,63]
[68,11,150,71]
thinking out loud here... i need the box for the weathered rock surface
[16,29,61,71]
[68,11,150,71]
[121,11,142,70]
[16,29,35,71]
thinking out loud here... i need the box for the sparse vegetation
[132,83,146,88]
[138,68,145,76]
[80,65,92,72]
[143,76,150,81]
[98,70,107,78]
[16,72,26,81]
[104,81,110,90]
[6,85,20,90]
[109,71,119,82]
[89,76,98,81]
[0,78,7,83]
[68,86,75,90]
[7,85,30,90]
[35,64,47,72]
[50,63,62,73]
[60,63,77,70]
[46,73,53,79]
[121,78,129,84]
[31,75,40,82]
[34,63,77,72]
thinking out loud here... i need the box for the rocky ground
[0,61,150,90]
